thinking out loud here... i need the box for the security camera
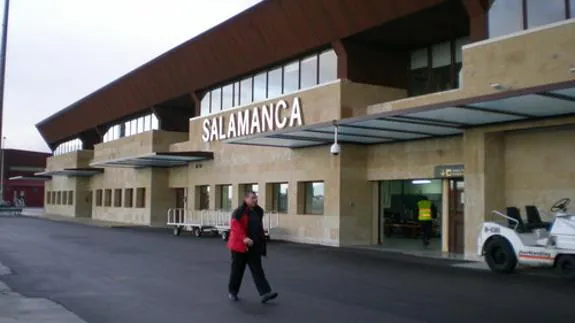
[330,143,341,156]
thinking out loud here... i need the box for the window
[488,0,523,38]
[300,54,318,89]
[57,191,62,205]
[409,37,467,96]
[253,72,267,102]
[143,115,152,131]
[67,191,74,205]
[526,0,566,28]
[240,77,253,106]
[283,60,299,94]
[218,185,233,211]
[113,189,122,207]
[318,49,337,84]
[571,0,575,18]
[151,114,159,130]
[53,138,83,156]
[124,189,133,207]
[104,189,112,207]
[46,191,51,204]
[95,189,103,207]
[267,67,283,98]
[271,183,288,213]
[136,188,146,208]
[197,185,210,210]
[222,84,233,110]
[201,92,210,115]
[489,0,571,38]
[211,88,222,114]
[304,182,324,215]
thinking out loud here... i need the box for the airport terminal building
[35,0,575,258]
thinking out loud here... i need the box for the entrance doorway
[174,188,186,209]
[378,179,443,251]
[448,178,464,253]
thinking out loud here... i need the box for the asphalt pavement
[1,216,575,323]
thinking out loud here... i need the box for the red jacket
[227,204,266,254]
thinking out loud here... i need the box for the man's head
[244,191,257,208]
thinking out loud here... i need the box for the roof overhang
[89,151,213,168]
[8,175,51,181]
[223,81,575,148]
[35,168,105,177]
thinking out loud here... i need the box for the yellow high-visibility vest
[417,199,432,221]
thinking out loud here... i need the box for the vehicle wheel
[193,227,202,238]
[556,255,575,280]
[485,237,517,273]
[173,227,181,237]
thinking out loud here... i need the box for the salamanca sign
[201,97,303,142]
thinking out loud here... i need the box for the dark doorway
[175,188,186,209]
[448,178,464,253]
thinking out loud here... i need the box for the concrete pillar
[463,129,506,257]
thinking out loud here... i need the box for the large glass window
[53,138,83,156]
[488,0,523,38]
[222,84,233,110]
[199,48,340,116]
[409,37,468,96]
[101,113,159,144]
[526,0,566,28]
[271,183,288,213]
[300,54,318,89]
[210,88,222,114]
[409,48,429,97]
[570,0,575,18]
[240,77,253,106]
[318,50,337,84]
[430,41,453,93]
[197,185,210,210]
[304,181,324,215]
[283,61,299,94]
[200,92,210,115]
[379,179,444,250]
[253,72,267,102]
[219,184,233,211]
[267,67,283,98]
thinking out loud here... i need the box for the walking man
[227,191,278,303]
[417,196,433,247]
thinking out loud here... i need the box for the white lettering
[201,119,210,142]
[289,97,303,127]
[250,107,261,135]
[237,109,250,137]
[201,97,304,142]
[218,116,226,140]
[261,104,274,132]
[209,118,218,141]
[227,113,237,138]
[275,100,288,129]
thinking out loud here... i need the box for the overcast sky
[3,0,261,152]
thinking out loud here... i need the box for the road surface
[0,216,574,323]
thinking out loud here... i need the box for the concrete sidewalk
[0,262,86,323]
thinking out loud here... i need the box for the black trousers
[420,221,433,245]
[228,249,272,296]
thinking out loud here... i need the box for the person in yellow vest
[417,197,434,247]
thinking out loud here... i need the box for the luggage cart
[167,208,219,237]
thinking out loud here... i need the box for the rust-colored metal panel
[36,0,448,146]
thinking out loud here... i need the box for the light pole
[0,136,5,203]
[0,0,10,144]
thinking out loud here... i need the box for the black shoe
[261,292,278,304]
[228,293,239,302]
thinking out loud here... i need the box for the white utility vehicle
[477,198,575,280]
